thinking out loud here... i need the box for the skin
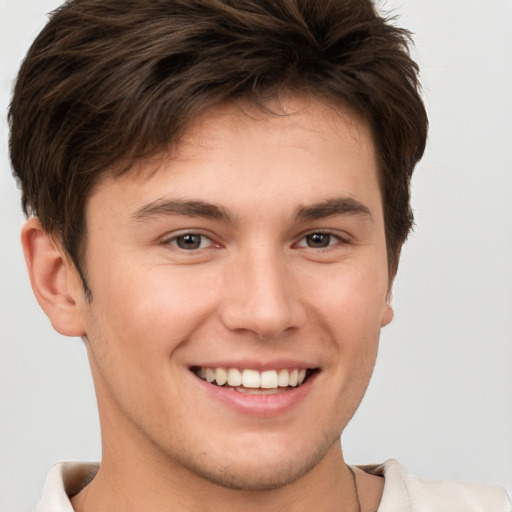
[22,95,391,512]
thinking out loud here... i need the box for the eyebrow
[131,196,372,224]
[296,197,373,222]
[131,198,232,223]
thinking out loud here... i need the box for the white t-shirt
[36,459,511,511]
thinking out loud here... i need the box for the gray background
[1,1,511,511]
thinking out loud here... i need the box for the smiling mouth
[191,367,318,394]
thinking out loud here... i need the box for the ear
[381,302,394,327]
[381,288,394,327]
[382,249,401,327]
[21,218,86,337]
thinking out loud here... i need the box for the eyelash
[294,231,348,249]
[163,232,217,251]
[162,230,349,252]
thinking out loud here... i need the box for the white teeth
[227,368,242,387]
[278,369,289,387]
[205,368,215,383]
[215,368,228,386]
[260,370,278,389]
[242,369,260,388]
[196,367,310,389]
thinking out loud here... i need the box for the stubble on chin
[169,430,343,492]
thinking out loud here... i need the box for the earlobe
[381,291,394,327]
[21,218,86,337]
[381,303,394,327]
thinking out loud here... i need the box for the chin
[174,434,340,491]
[186,459,310,491]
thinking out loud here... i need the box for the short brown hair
[9,0,427,295]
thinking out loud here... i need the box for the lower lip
[193,372,317,417]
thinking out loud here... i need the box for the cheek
[308,262,387,387]
[85,260,221,362]
[307,261,389,329]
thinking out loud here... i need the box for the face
[76,96,393,490]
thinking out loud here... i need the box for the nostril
[218,267,306,338]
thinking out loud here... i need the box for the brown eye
[176,234,202,249]
[169,234,210,250]
[304,233,333,248]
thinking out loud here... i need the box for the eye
[296,232,341,249]
[165,233,216,251]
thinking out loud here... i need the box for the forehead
[88,95,380,222]
[173,96,372,163]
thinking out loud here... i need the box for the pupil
[177,234,201,250]
[307,233,330,248]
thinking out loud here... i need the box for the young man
[6,1,511,511]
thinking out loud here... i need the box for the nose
[219,248,306,339]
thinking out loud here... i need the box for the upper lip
[189,359,318,371]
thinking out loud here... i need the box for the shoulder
[359,459,511,512]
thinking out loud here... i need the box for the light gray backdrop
[1,1,511,511]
